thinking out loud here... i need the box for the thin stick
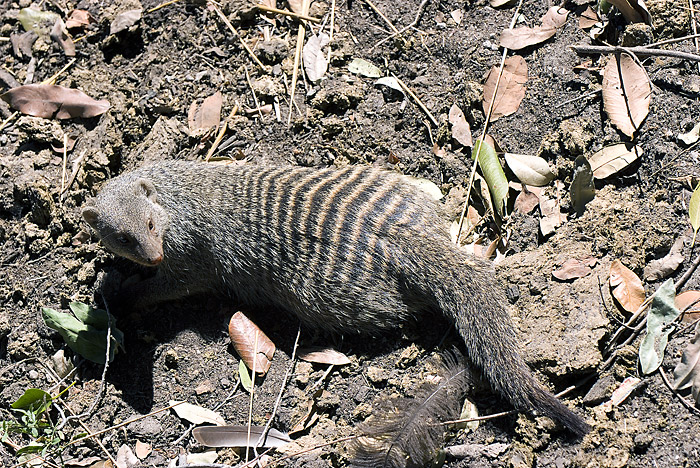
[327,0,337,64]
[60,132,68,199]
[554,88,602,109]
[390,73,438,127]
[244,66,263,120]
[40,58,76,85]
[259,435,359,467]
[571,44,700,62]
[646,32,700,48]
[371,0,429,50]
[689,0,700,72]
[245,331,259,462]
[205,104,239,162]
[362,0,399,33]
[287,0,311,125]
[147,0,184,13]
[455,0,524,243]
[209,1,266,71]
[255,4,321,23]
[0,111,18,132]
[659,367,700,416]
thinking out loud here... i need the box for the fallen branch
[572,44,700,63]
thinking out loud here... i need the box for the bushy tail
[403,240,590,437]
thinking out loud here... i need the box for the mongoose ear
[82,206,99,227]
[135,178,158,202]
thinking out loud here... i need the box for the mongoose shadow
[83,160,590,437]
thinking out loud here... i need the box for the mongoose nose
[150,255,163,265]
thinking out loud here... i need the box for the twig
[371,0,430,50]
[689,0,700,72]
[208,1,266,71]
[327,0,337,64]
[676,251,700,291]
[12,403,184,468]
[361,0,399,33]
[554,88,602,109]
[147,0,184,13]
[0,111,18,132]
[571,44,700,63]
[258,435,359,467]
[455,0,525,243]
[41,58,76,85]
[244,66,263,120]
[390,73,438,127]
[255,4,321,23]
[205,104,239,162]
[646,32,700,48]
[659,367,700,416]
[60,132,68,200]
[286,0,311,125]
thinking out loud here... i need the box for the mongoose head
[82,177,169,267]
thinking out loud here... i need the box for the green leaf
[239,359,253,392]
[570,156,595,216]
[41,305,123,364]
[639,279,681,374]
[11,389,52,413]
[348,58,382,78]
[471,138,509,217]
[17,8,59,35]
[690,183,700,247]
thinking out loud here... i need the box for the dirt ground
[2,0,700,467]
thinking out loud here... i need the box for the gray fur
[82,160,589,436]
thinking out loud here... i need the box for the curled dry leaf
[116,445,139,468]
[448,104,472,148]
[607,0,652,24]
[609,259,645,313]
[170,400,226,426]
[579,6,600,29]
[644,235,685,281]
[671,322,700,407]
[348,58,382,78]
[134,441,151,460]
[570,156,595,216]
[499,7,567,50]
[482,55,527,121]
[188,91,223,136]
[299,347,351,365]
[303,33,330,82]
[504,153,554,187]
[676,290,700,323]
[601,376,642,410]
[110,9,142,35]
[228,311,275,375]
[66,10,97,30]
[639,279,680,374]
[50,19,75,57]
[690,184,700,246]
[2,84,110,119]
[514,188,540,214]
[552,257,597,281]
[602,53,651,137]
[588,143,642,179]
[539,193,565,236]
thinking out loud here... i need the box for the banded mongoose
[82,160,589,436]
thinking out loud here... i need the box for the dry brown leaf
[676,290,700,323]
[671,322,700,406]
[110,9,142,35]
[66,10,97,30]
[588,143,642,179]
[228,311,275,375]
[539,186,565,236]
[553,257,597,281]
[607,0,652,24]
[644,236,685,281]
[499,26,557,50]
[579,6,600,29]
[514,189,539,214]
[50,19,75,57]
[134,441,151,460]
[289,397,321,434]
[482,55,527,121]
[188,91,222,136]
[1,84,110,119]
[298,347,351,365]
[448,103,472,147]
[602,53,651,137]
[609,259,645,313]
[303,33,329,82]
[170,400,226,426]
[541,6,569,29]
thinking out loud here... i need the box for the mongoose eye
[148,219,155,231]
[116,235,130,245]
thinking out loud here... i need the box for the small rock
[583,374,617,405]
[195,380,214,395]
[366,365,389,384]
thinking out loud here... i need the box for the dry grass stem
[209,1,266,70]
[390,73,438,126]
[255,4,321,23]
[362,0,399,33]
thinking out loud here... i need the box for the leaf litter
[482,55,527,121]
[602,53,651,138]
